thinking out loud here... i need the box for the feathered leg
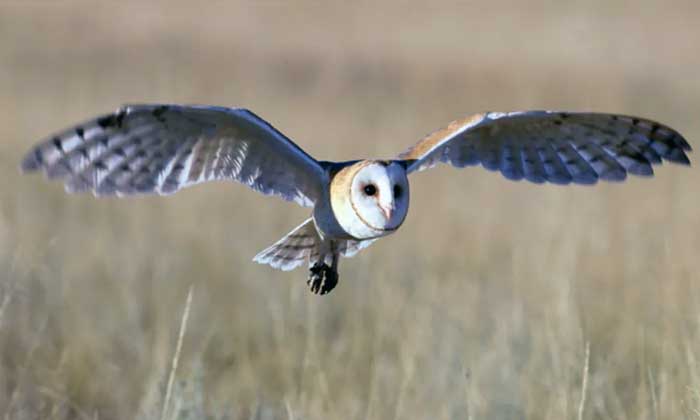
[307,240,339,295]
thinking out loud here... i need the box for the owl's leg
[307,241,339,295]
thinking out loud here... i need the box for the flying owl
[21,105,691,295]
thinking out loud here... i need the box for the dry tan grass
[1,2,699,419]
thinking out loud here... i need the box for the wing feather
[22,104,326,206]
[399,111,691,184]
[521,144,546,184]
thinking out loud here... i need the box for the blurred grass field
[1,2,700,419]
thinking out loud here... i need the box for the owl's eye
[393,184,403,198]
[363,184,377,196]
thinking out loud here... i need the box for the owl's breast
[312,192,354,240]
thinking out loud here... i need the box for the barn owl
[22,105,691,295]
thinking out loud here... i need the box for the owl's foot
[307,263,338,295]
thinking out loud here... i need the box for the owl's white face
[330,161,409,240]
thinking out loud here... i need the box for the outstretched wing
[399,111,691,184]
[22,104,327,207]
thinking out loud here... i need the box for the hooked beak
[379,203,395,221]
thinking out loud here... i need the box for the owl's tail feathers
[253,218,378,272]
[253,218,320,271]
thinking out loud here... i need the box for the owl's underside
[22,104,692,295]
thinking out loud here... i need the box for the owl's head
[331,160,409,239]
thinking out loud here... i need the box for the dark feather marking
[267,254,307,262]
[97,116,113,129]
[271,245,310,258]
[579,122,618,137]
[152,105,169,123]
[53,137,64,153]
[97,109,126,129]
[115,108,126,127]
[500,140,524,180]
[280,244,314,251]
[288,234,311,239]
[521,144,546,183]
[627,136,662,164]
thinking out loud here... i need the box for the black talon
[307,263,338,295]
[320,265,338,295]
[307,263,324,294]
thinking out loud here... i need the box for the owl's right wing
[22,104,327,207]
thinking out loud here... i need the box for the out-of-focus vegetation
[1,2,699,419]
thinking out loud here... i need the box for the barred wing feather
[22,104,326,207]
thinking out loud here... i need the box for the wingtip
[20,149,42,173]
[667,149,691,166]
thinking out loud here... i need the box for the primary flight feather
[22,104,692,295]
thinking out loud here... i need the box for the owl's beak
[379,203,394,221]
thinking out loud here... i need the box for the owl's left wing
[398,111,691,184]
[22,104,326,207]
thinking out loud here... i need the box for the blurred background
[1,2,699,419]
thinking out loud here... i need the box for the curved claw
[307,263,339,295]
